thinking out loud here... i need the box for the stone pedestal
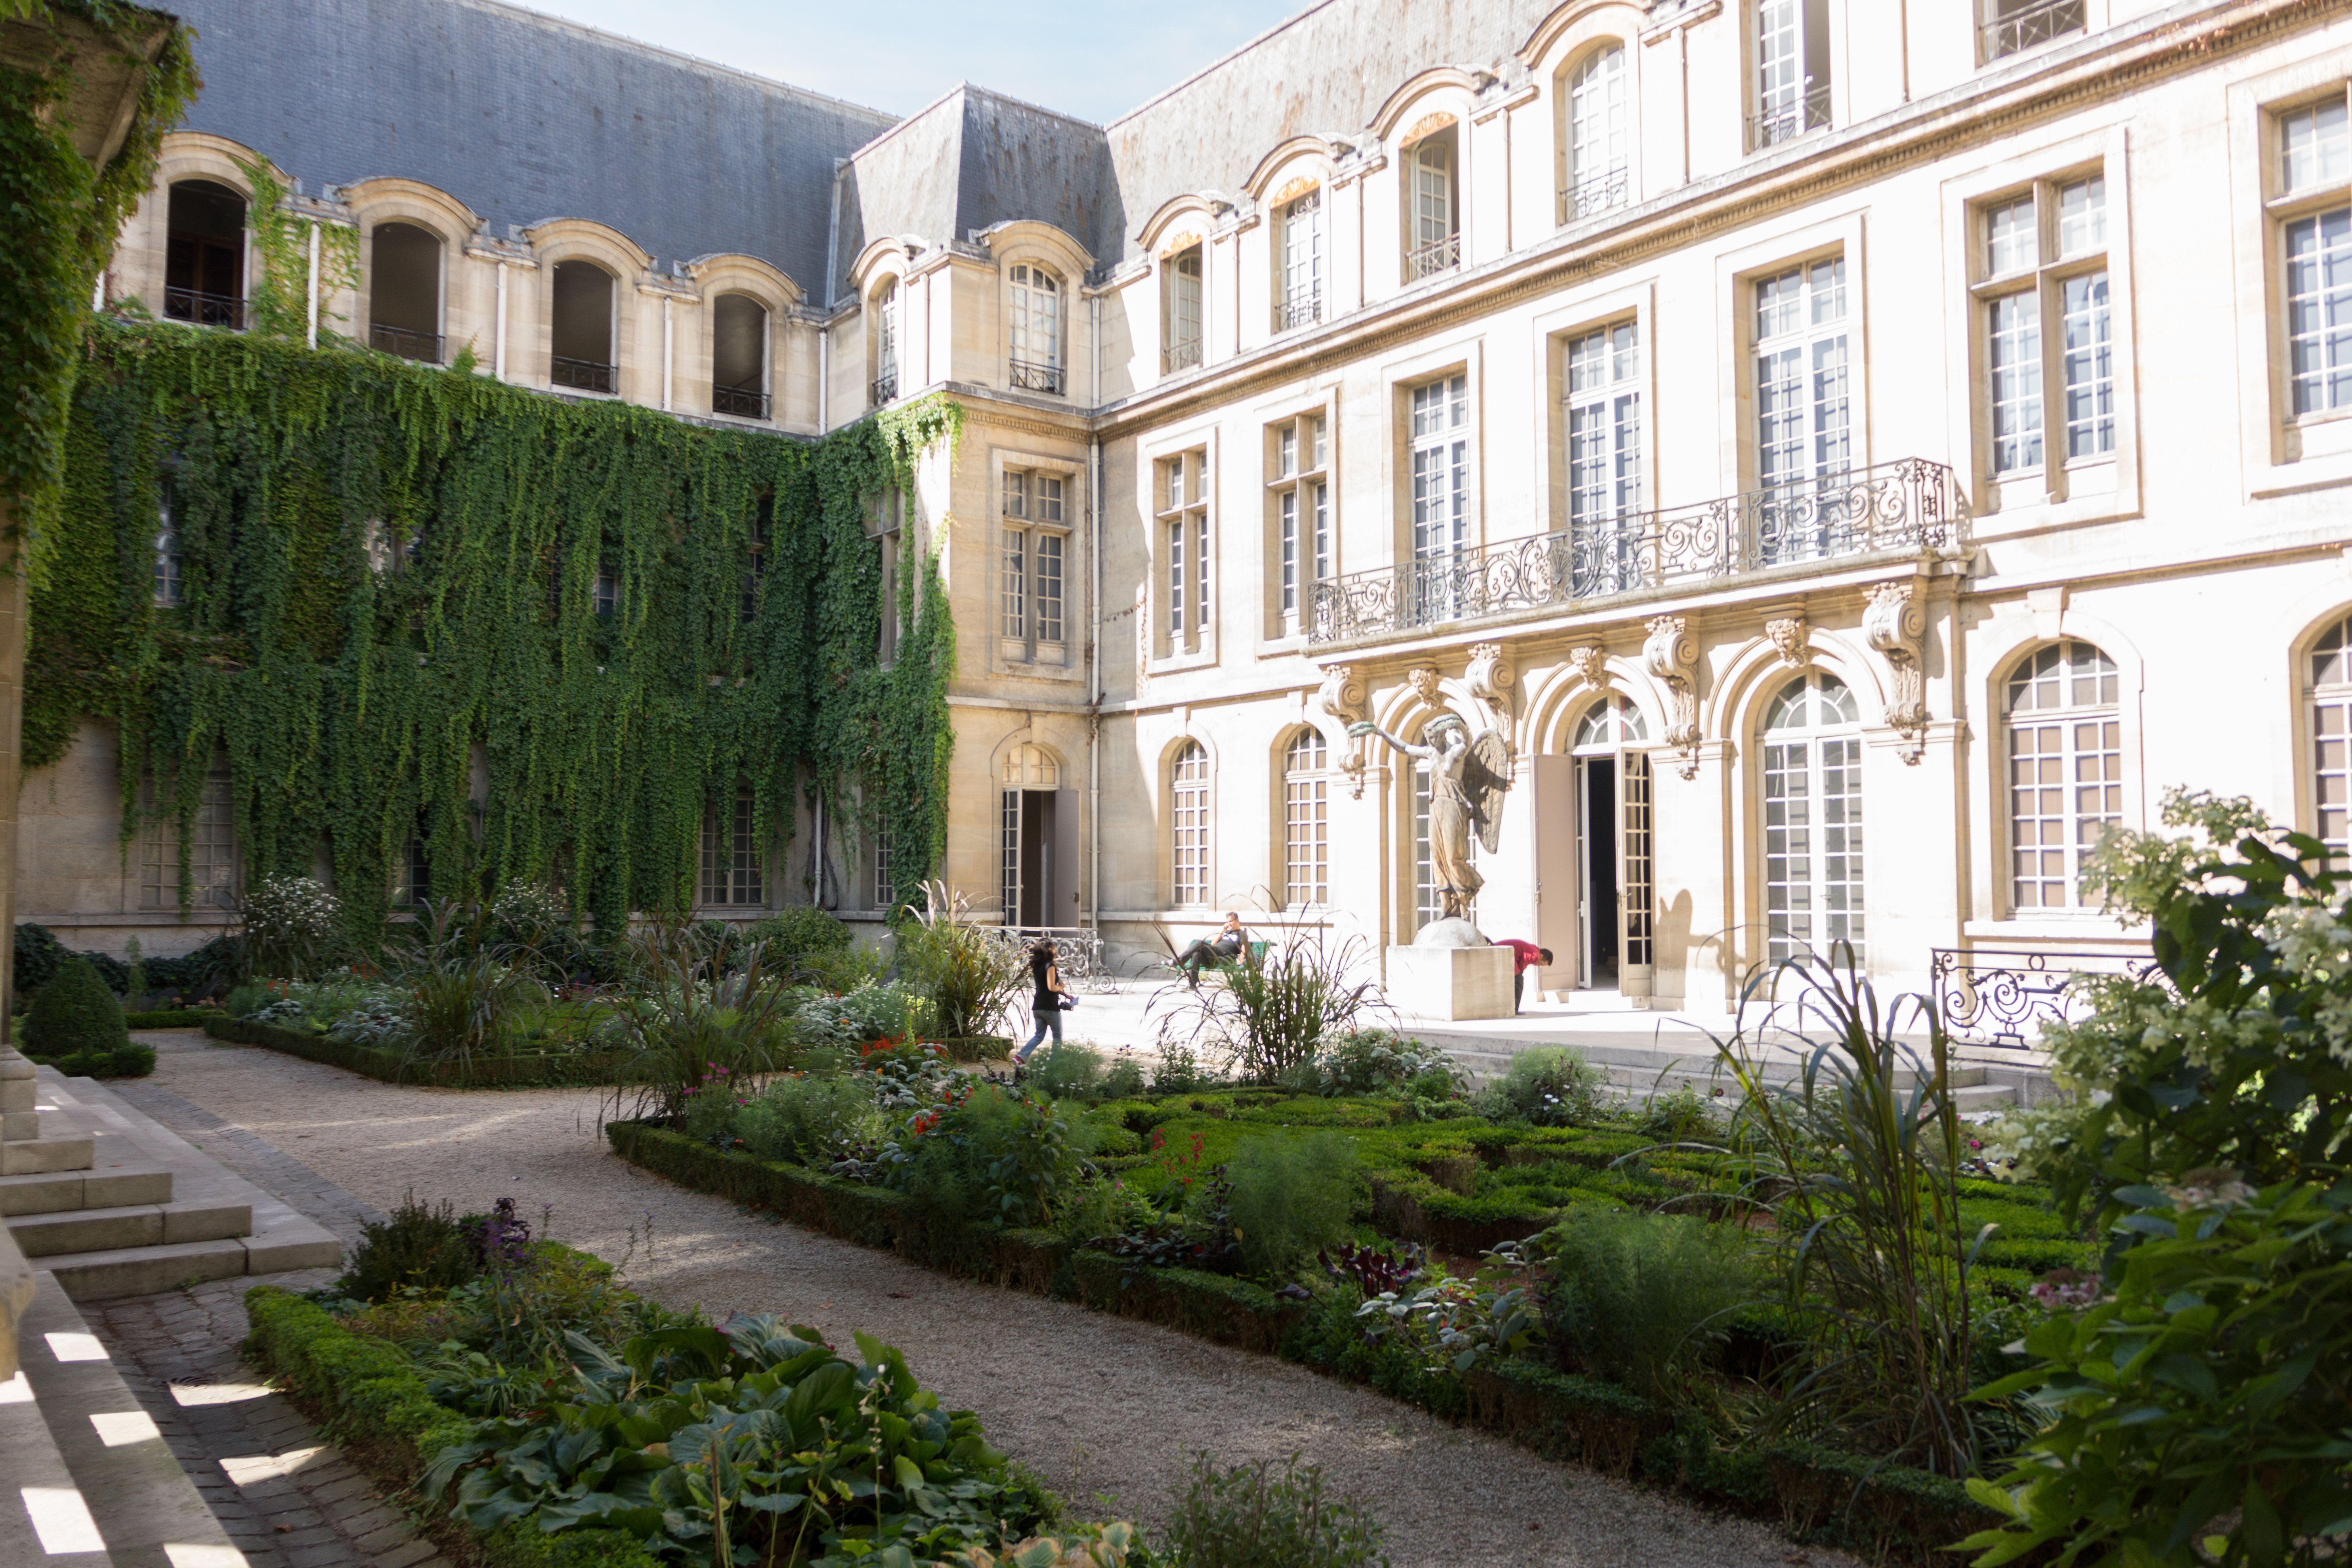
[1386,943,1514,1021]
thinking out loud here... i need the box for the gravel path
[143,1029,1846,1568]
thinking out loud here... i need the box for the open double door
[1533,751,1654,999]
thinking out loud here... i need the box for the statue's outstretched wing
[1467,730,1513,854]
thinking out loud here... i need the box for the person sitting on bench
[1175,913,1248,986]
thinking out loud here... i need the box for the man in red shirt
[1492,939,1552,1013]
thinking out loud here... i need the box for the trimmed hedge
[244,1285,662,1568]
[127,1009,215,1029]
[204,1015,642,1087]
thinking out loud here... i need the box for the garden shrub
[1101,1054,1147,1098]
[12,921,68,1001]
[223,981,271,1018]
[899,917,1025,1040]
[736,1073,886,1166]
[749,905,854,960]
[1294,1029,1460,1097]
[1219,1133,1358,1278]
[1024,1039,1104,1099]
[1535,1208,1758,1402]
[1156,1453,1387,1568]
[1471,1046,1605,1127]
[886,1084,1091,1228]
[797,980,915,1047]
[336,1192,480,1302]
[1150,1040,1217,1094]
[241,875,346,979]
[23,955,130,1059]
[1159,930,1390,1086]
[31,1040,156,1078]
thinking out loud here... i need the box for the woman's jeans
[1017,1005,1063,1061]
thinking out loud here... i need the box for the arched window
[1009,264,1061,394]
[871,282,899,405]
[1277,190,1322,331]
[1760,672,1863,966]
[1170,741,1209,906]
[1163,246,1203,373]
[550,260,616,393]
[1282,730,1328,908]
[1404,126,1459,280]
[1566,47,1629,220]
[165,179,246,327]
[2309,613,2352,850]
[368,221,443,361]
[712,293,769,419]
[1557,695,1653,989]
[2005,640,2121,910]
[1001,745,1062,927]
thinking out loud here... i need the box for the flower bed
[204,1015,643,1088]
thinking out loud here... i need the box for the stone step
[0,1165,176,1217]
[0,1370,114,1567]
[32,1238,258,1302]
[18,1267,250,1568]
[7,1201,253,1260]
[4,1131,96,1175]
[1437,1044,2018,1112]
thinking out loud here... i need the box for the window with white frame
[999,469,1068,665]
[1565,322,1643,594]
[1276,190,1322,332]
[2309,612,2352,851]
[1008,264,1061,395]
[138,770,237,910]
[1753,257,1850,563]
[1409,372,1471,623]
[155,483,183,607]
[1982,0,2085,63]
[1565,47,1630,221]
[873,823,898,911]
[1975,172,2113,487]
[1268,410,1330,636]
[1761,672,1864,967]
[1405,127,1459,281]
[1156,451,1209,655]
[1753,0,1831,151]
[1164,245,1204,373]
[2277,95,2352,420]
[872,281,899,405]
[2004,640,2121,911]
[701,785,764,907]
[1170,741,1209,906]
[1282,728,1328,907]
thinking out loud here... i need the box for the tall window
[701,786,764,907]
[394,829,432,909]
[1761,673,1864,966]
[1405,129,1459,281]
[1754,257,1849,563]
[2005,640,2121,911]
[2310,613,2352,851]
[138,770,237,910]
[1276,190,1322,332]
[1566,322,1643,594]
[1157,451,1209,655]
[1753,0,1831,150]
[1410,373,1471,624]
[1977,174,2112,484]
[1164,246,1204,372]
[999,469,1068,665]
[550,260,617,393]
[1008,264,1061,394]
[163,180,246,327]
[872,282,899,405]
[712,294,769,420]
[1170,741,1209,906]
[1000,744,1060,925]
[874,487,905,665]
[741,497,768,626]
[873,824,897,912]
[1269,411,1330,636]
[1565,47,1630,221]
[154,485,183,607]
[1982,0,2085,62]
[2281,97,2352,418]
[1282,730,1328,908]
[368,221,443,362]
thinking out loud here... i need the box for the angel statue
[1347,711,1511,924]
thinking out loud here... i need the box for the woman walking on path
[1015,940,1070,1062]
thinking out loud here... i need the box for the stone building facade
[32,0,2352,1017]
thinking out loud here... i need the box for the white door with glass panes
[1752,258,1850,565]
[1760,673,1865,968]
[1540,697,1653,995]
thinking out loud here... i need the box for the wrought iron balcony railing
[163,287,246,329]
[1748,83,1832,151]
[551,355,616,393]
[713,384,770,419]
[1162,337,1202,374]
[1307,458,1967,646]
[368,322,442,362]
[1982,0,2085,59]
[1009,357,1062,395]
[1561,166,1630,223]
[869,372,898,407]
[1272,291,1322,334]
[1932,947,2161,1050]
[1404,233,1460,282]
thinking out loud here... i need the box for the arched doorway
[1536,695,1653,997]
[1759,671,1863,967]
[1001,744,1074,928]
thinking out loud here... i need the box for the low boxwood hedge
[204,1015,643,1088]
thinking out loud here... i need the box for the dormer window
[1164,246,1204,373]
[872,281,899,406]
[1276,190,1322,332]
[1565,48,1630,222]
[1752,0,1832,151]
[712,294,770,420]
[1404,126,1460,281]
[1982,0,2084,61]
[1008,265,1062,395]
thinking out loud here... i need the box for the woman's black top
[1030,951,1058,1008]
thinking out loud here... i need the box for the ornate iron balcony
[869,372,897,406]
[1932,947,2161,1050]
[1307,458,1968,647]
[163,287,245,329]
[1562,166,1630,223]
[1272,291,1322,334]
[1162,338,1202,374]
[550,355,616,393]
[713,384,770,419]
[369,322,443,362]
[1747,84,1832,151]
[1982,0,2084,59]
[1404,233,1460,282]
[1009,358,1062,395]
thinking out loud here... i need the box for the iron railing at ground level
[369,323,442,362]
[1008,359,1062,395]
[551,355,616,393]
[713,384,770,419]
[1748,84,1832,151]
[980,925,1112,993]
[1308,457,1968,646]
[1983,0,2085,59]
[1930,947,2163,1049]
[1404,233,1460,282]
[164,287,245,329]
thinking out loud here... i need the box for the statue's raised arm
[1347,719,1429,762]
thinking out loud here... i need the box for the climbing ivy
[233,153,362,344]
[37,319,962,934]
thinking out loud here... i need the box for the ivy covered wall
[34,320,960,933]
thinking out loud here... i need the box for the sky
[520,0,1316,124]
